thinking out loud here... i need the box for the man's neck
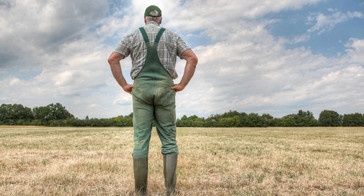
[146,21,160,26]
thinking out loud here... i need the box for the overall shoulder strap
[139,27,149,43]
[155,28,166,43]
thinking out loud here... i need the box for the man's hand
[123,84,135,94]
[171,84,185,92]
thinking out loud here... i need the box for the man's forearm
[179,60,197,88]
[108,52,134,94]
[109,61,128,89]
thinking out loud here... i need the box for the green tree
[48,103,74,120]
[218,116,240,127]
[237,113,249,127]
[262,113,278,127]
[33,106,51,121]
[110,114,133,127]
[279,110,318,127]
[221,110,241,118]
[296,110,318,126]
[0,104,33,124]
[176,115,201,127]
[247,113,266,127]
[280,114,297,126]
[318,110,341,126]
[342,113,364,126]
[33,103,74,125]
[176,115,188,127]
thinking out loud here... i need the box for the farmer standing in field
[108,5,198,196]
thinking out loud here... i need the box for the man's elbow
[108,56,116,65]
[108,52,124,65]
[192,56,198,66]
[189,56,198,68]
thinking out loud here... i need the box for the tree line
[177,110,364,127]
[0,103,132,127]
[1,103,364,127]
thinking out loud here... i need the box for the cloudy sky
[1,0,363,119]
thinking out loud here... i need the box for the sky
[0,0,363,119]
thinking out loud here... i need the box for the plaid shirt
[115,21,190,79]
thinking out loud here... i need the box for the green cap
[144,5,162,17]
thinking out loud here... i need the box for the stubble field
[0,126,363,195]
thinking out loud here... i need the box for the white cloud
[162,0,321,34]
[294,11,364,43]
[309,12,349,34]
[0,0,108,68]
[0,33,120,117]
[345,38,364,64]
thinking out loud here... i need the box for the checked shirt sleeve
[114,33,133,57]
[176,36,190,58]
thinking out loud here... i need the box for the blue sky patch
[266,0,364,57]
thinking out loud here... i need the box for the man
[108,5,198,196]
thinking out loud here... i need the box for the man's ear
[159,17,162,25]
[144,17,147,24]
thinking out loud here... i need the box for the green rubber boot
[163,153,178,196]
[133,157,148,196]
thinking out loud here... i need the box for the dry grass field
[0,126,363,195]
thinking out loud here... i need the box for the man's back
[115,21,189,80]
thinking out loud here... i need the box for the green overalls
[132,27,178,158]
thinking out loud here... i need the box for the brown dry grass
[0,127,363,195]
